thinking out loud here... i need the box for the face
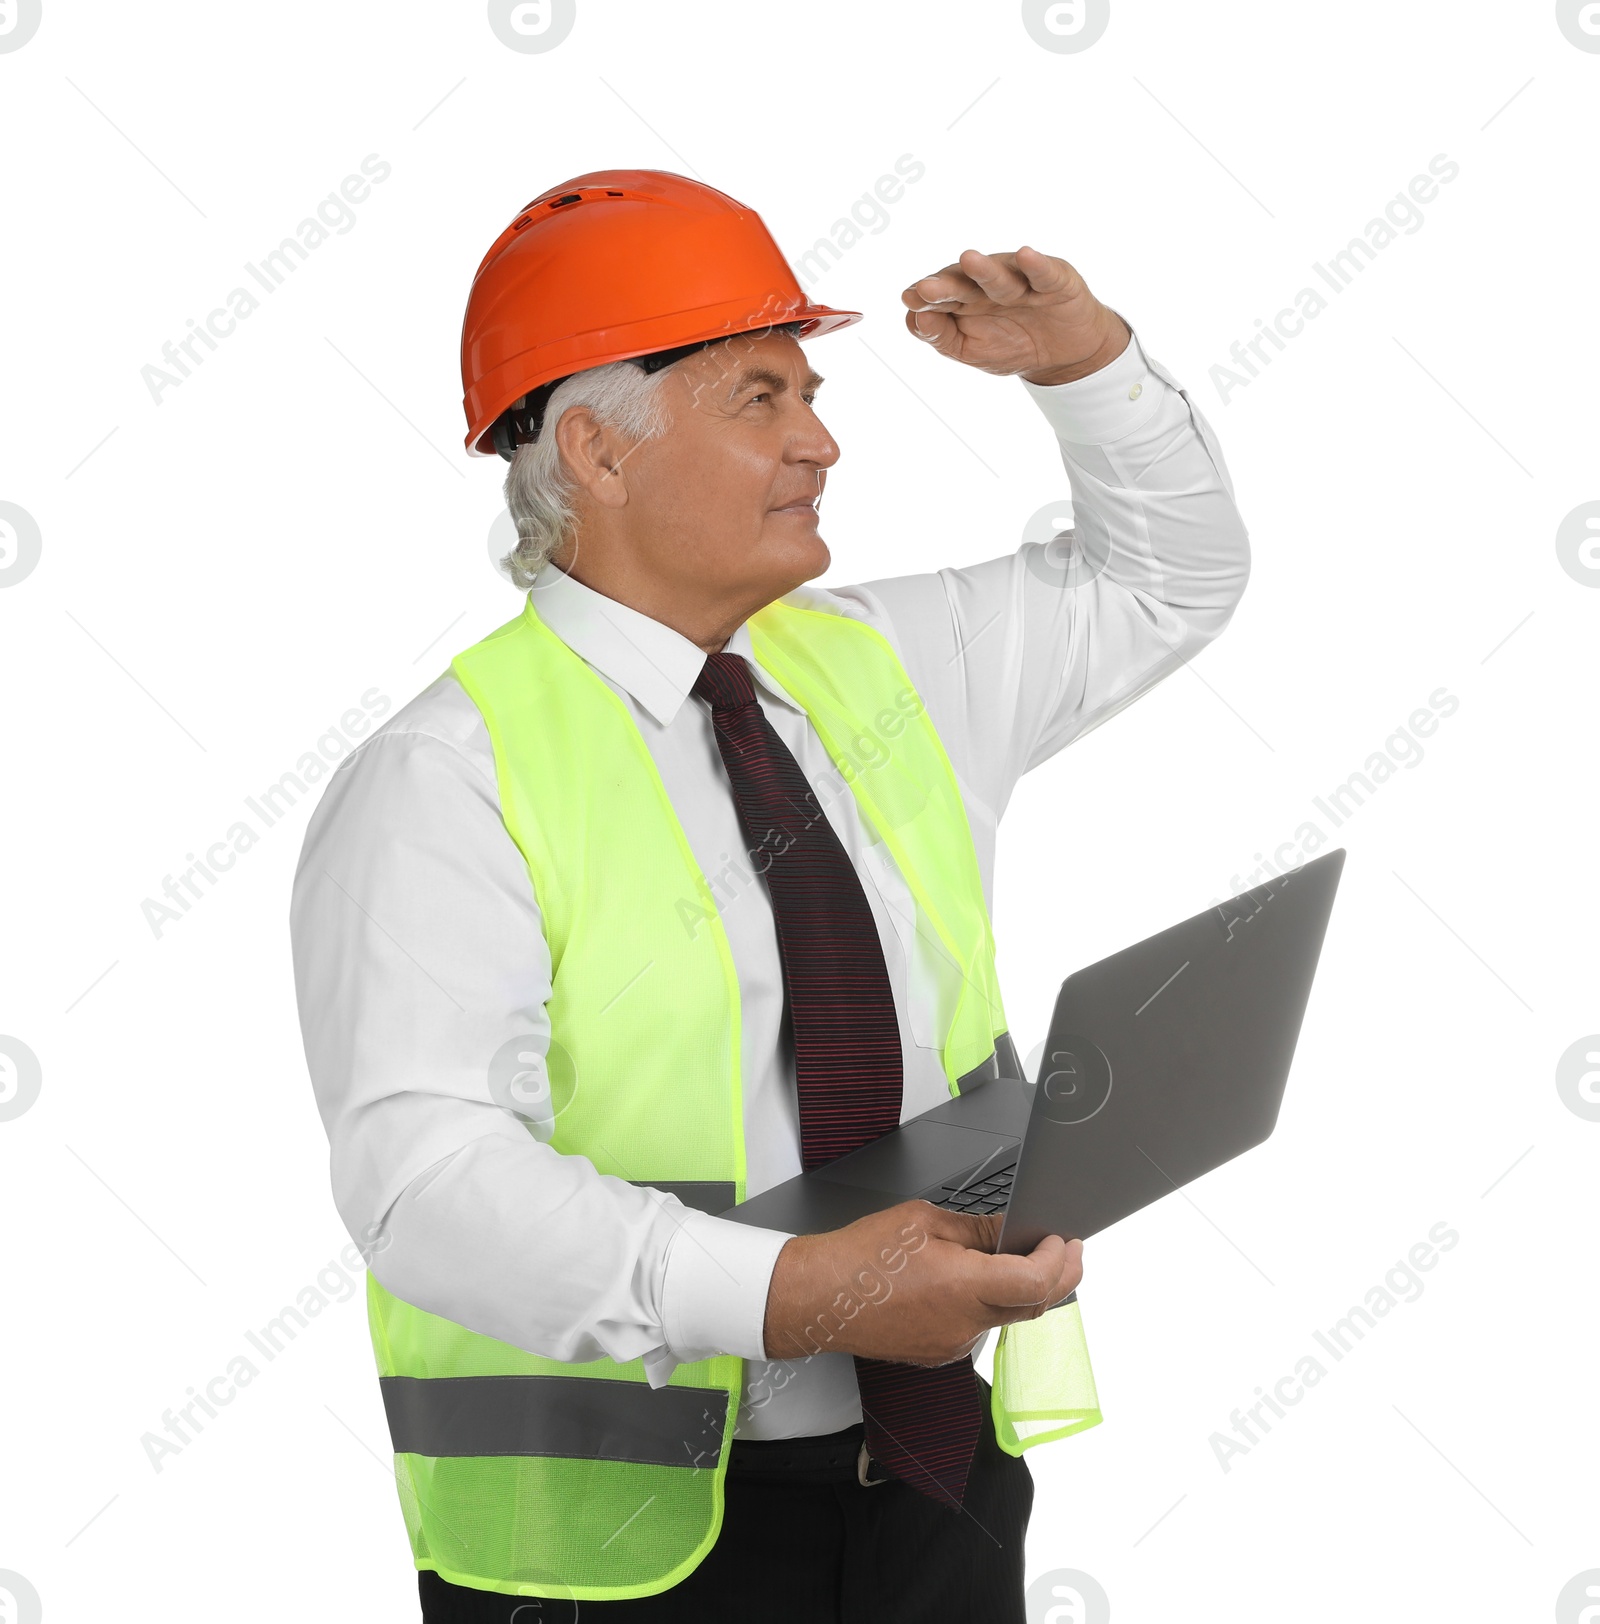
[595,329,841,615]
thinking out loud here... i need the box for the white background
[2,3,1596,1620]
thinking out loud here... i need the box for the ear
[553,405,633,511]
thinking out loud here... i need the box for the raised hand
[900,245,1129,386]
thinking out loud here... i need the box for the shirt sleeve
[837,316,1252,822]
[288,699,793,1386]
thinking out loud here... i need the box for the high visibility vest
[367,591,1101,1602]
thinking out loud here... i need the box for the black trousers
[419,1377,1033,1624]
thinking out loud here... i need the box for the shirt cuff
[646,1209,794,1389]
[1020,310,1165,445]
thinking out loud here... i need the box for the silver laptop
[721,848,1344,1256]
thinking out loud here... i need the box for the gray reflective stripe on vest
[380,1374,729,1467]
[626,1180,736,1216]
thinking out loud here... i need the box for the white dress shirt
[289,321,1250,1440]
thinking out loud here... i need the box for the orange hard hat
[460,169,863,458]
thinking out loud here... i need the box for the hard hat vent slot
[512,188,629,231]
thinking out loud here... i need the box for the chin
[757,529,825,579]
[802,530,830,575]
[742,522,829,607]
[783,532,830,591]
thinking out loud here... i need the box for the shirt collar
[526,560,800,727]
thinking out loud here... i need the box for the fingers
[901,248,1075,313]
[904,303,960,354]
[901,251,1025,311]
[973,1236,1084,1319]
[1051,1235,1085,1300]
[903,1200,1005,1253]
[975,1239,1067,1311]
[1014,244,1080,296]
[957,248,1037,303]
[1043,1245,1084,1310]
[910,1332,989,1369]
[899,257,983,311]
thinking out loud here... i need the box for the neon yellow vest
[367,592,1101,1602]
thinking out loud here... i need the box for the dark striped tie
[692,650,983,1511]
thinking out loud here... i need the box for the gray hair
[498,361,674,588]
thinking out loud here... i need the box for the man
[291,169,1249,1622]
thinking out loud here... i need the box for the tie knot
[693,651,757,712]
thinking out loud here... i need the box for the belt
[726,1421,891,1487]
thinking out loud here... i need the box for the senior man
[291,169,1249,1622]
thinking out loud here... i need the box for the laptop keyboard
[933,1158,1017,1215]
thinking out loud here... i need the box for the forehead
[680,329,824,396]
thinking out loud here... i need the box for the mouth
[770,498,818,515]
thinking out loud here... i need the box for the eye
[743,390,820,408]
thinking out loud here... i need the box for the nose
[791,401,840,472]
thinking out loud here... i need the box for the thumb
[973,1236,1081,1315]
[915,1204,1005,1253]
[904,305,962,358]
